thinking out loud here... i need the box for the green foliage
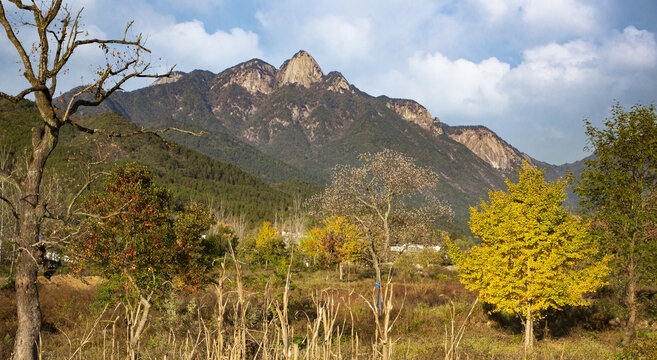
[240,221,288,268]
[202,224,239,259]
[576,103,657,291]
[448,164,610,323]
[75,163,215,297]
[394,248,447,279]
[616,332,657,360]
[0,100,293,224]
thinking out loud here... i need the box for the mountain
[0,99,293,223]
[67,50,586,233]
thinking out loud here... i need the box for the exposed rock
[217,59,276,95]
[444,125,530,171]
[324,71,351,93]
[276,50,324,88]
[151,71,185,86]
[385,98,442,136]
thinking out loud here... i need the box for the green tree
[203,223,239,259]
[74,163,214,359]
[576,103,657,344]
[448,165,610,354]
[240,221,288,269]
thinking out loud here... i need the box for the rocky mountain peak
[324,71,351,93]
[275,50,324,88]
[443,125,530,171]
[217,58,276,94]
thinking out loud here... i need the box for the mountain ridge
[66,50,587,233]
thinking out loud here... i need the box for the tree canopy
[74,163,214,356]
[448,164,610,353]
[300,215,364,271]
[576,103,657,343]
[309,149,452,284]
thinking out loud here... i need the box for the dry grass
[0,268,645,359]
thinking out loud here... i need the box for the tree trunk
[369,240,383,316]
[623,252,637,345]
[13,187,43,360]
[382,214,391,263]
[128,297,151,360]
[524,306,534,355]
[13,121,58,360]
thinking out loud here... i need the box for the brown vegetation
[1,264,647,359]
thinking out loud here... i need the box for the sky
[1,0,656,165]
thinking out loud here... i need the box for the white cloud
[473,0,523,21]
[521,0,597,34]
[511,40,599,87]
[471,0,598,38]
[369,25,657,163]
[373,53,510,119]
[603,26,657,69]
[146,20,262,73]
[301,15,373,63]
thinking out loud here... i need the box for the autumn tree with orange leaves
[75,163,214,359]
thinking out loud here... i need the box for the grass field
[2,263,654,360]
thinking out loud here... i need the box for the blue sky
[1,0,656,164]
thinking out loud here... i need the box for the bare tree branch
[72,210,131,220]
[66,119,204,138]
[0,85,48,102]
[0,168,21,193]
[0,2,37,83]
[6,1,35,12]
[0,194,18,220]
[65,170,106,220]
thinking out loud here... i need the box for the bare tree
[310,149,452,312]
[0,2,194,359]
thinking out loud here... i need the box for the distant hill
[0,99,296,223]
[65,50,587,233]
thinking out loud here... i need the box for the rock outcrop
[444,125,530,171]
[216,59,276,95]
[275,50,324,88]
[324,71,351,93]
[385,98,442,136]
[151,71,184,86]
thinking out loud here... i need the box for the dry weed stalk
[274,262,293,359]
[228,240,249,359]
[304,290,344,359]
[443,298,479,360]
[360,277,404,360]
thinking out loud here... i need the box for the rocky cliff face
[384,98,443,136]
[215,59,276,95]
[324,71,352,93]
[443,125,530,171]
[275,50,324,88]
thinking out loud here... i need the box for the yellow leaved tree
[447,164,610,354]
[300,216,364,279]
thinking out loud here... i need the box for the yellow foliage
[255,221,279,247]
[300,216,364,266]
[448,164,611,319]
